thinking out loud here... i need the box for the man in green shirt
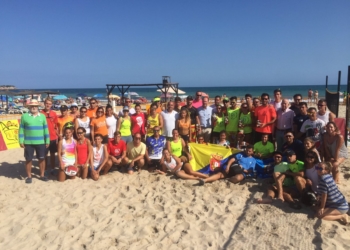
[253,134,274,159]
[19,100,50,184]
[226,96,240,146]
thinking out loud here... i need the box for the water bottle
[257,120,261,127]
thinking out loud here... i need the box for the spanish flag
[189,143,241,175]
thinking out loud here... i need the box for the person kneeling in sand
[316,162,349,224]
[255,151,300,207]
[90,134,109,181]
[125,133,146,174]
[199,145,256,185]
[156,149,202,180]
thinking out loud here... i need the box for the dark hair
[219,130,226,135]
[64,126,73,133]
[230,96,237,101]
[175,97,181,102]
[135,104,141,109]
[308,107,317,113]
[94,133,103,139]
[261,93,269,99]
[299,102,307,107]
[284,131,294,136]
[293,94,302,99]
[97,107,104,113]
[90,98,97,103]
[77,127,86,133]
[274,89,281,94]
[273,151,283,157]
[253,97,260,102]
[246,145,253,150]
[318,99,327,104]
[114,131,121,136]
[306,150,320,163]
[261,133,269,137]
[245,94,252,99]
[80,106,87,112]
[215,95,221,99]
[106,104,113,110]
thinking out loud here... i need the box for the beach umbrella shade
[128,92,138,96]
[157,88,186,94]
[53,95,68,100]
[108,94,120,99]
[76,93,87,97]
[93,93,104,98]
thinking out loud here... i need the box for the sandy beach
[0,105,350,250]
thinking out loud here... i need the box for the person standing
[254,93,276,143]
[57,105,75,140]
[226,96,240,146]
[290,94,303,115]
[19,99,50,183]
[75,106,91,139]
[317,99,335,124]
[197,97,213,143]
[86,98,99,119]
[192,91,203,109]
[146,104,163,137]
[270,89,282,111]
[308,89,313,104]
[161,101,178,140]
[131,104,146,140]
[69,103,80,118]
[105,105,118,141]
[293,102,309,139]
[90,107,109,144]
[41,98,58,173]
[181,96,200,142]
[117,106,133,144]
[118,98,136,116]
[275,99,295,151]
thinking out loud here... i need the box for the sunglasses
[134,137,141,140]
[90,102,96,104]
[231,102,236,104]
[306,155,314,159]
[97,111,104,113]
[196,94,202,97]
[285,135,293,137]
[125,101,131,103]
[153,130,160,132]
[81,111,87,113]
[262,98,269,100]
[77,132,84,135]
[274,156,282,159]
[318,104,325,107]
[315,166,323,171]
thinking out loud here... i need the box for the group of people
[18,89,348,224]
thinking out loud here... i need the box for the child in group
[304,137,321,162]
[57,127,77,182]
[217,131,230,147]
[304,150,320,193]
[316,162,349,224]
[197,134,207,145]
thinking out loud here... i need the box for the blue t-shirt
[146,135,166,160]
[236,153,256,172]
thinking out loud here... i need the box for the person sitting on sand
[156,148,204,180]
[253,134,274,159]
[167,129,192,163]
[255,151,301,207]
[197,134,207,145]
[57,127,78,182]
[216,130,230,147]
[304,137,321,162]
[145,126,166,171]
[126,132,146,174]
[304,150,320,194]
[90,133,109,181]
[316,162,349,224]
[75,127,92,179]
[105,131,127,172]
[198,145,256,185]
[281,131,304,161]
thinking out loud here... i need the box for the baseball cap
[60,105,68,111]
[70,103,78,108]
[223,97,229,102]
[286,150,296,156]
[153,97,161,102]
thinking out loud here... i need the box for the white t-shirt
[164,156,183,172]
[300,118,326,143]
[270,100,282,111]
[161,110,178,137]
[106,116,118,139]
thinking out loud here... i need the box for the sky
[1,0,350,89]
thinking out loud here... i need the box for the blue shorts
[24,144,46,161]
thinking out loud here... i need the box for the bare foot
[277,195,284,202]
[340,214,349,225]
[255,198,273,204]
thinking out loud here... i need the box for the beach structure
[325,71,341,117]
[346,66,350,146]
[106,76,181,104]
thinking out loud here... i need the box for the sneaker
[25,178,32,184]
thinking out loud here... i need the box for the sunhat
[27,99,40,106]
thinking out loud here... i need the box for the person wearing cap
[117,106,133,144]
[222,97,230,115]
[41,97,59,173]
[57,105,75,140]
[19,99,50,183]
[181,96,200,143]
[118,98,135,117]
[282,131,304,161]
[192,91,203,109]
[70,102,80,118]
[86,98,99,119]
[147,97,163,115]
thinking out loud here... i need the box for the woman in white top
[157,148,203,180]
[105,104,118,140]
[57,127,77,182]
[317,99,335,124]
[75,106,91,139]
[90,133,109,181]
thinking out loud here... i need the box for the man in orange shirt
[254,93,276,143]
[86,98,98,119]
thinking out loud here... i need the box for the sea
[30,84,345,100]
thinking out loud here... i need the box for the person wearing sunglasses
[304,151,320,194]
[90,107,108,144]
[316,162,348,224]
[145,126,166,171]
[192,91,203,109]
[118,97,135,116]
[75,127,92,179]
[86,98,99,119]
[256,151,298,204]
[281,132,304,161]
[75,106,91,139]
[316,99,335,124]
[125,132,146,174]
[253,93,276,143]
[290,94,303,115]
[41,98,58,172]
[57,105,75,140]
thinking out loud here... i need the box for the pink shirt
[192,99,203,109]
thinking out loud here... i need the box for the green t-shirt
[226,107,240,132]
[239,112,252,134]
[273,162,294,187]
[213,115,226,132]
[253,141,274,157]
[288,160,304,173]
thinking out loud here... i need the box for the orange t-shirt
[57,115,75,135]
[254,105,276,133]
[90,116,108,136]
[86,107,98,119]
[147,106,162,115]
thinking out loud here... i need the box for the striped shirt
[317,174,348,211]
[19,113,50,145]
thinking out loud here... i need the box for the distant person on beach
[192,91,203,109]
[70,103,79,118]
[197,97,213,143]
[105,131,127,172]
[86,98,98,119]
[161,101,178,140]
[323,122,348,183]
[90,107,108,144]
[308,89,313,104]
[75,106,91,139]
[270,89,282,111]
[317,99,335,124]
[75,127,92,179]
[199,145,256,185]
[57,127,77,182]
[105,105,118,141]
[315,162,349,224]
[90,133,109,180]
[145,126,166,171]
[117,106,133,144]
[126,132,146,174]
[290,94,303,115]
[41,98,58,173]
[57,105,75,140]
[181,96,200,143]
[293,102,309,139]
[118,98,135,116]
[226,96,240,146]
[275,99,295,151]
[146,104,163,137]
[314,90,319,103]
[253,93,276,143]
[19,99,50,184]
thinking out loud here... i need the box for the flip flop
[199,179,205,186]
[25,178,32,184]
[40,176,49,182]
